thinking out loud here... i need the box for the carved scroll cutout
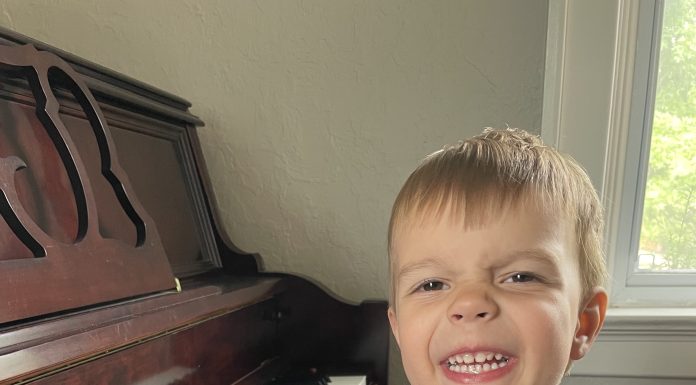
[0,156,45,256]
[0,45,148,253]
[0,44,175,324]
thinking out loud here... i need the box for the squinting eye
[419,280,448,291]
[505,273,537,283]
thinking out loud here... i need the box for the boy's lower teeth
[448,358,508,374]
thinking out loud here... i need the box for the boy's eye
[504,272,538,283]
[418,280,448,292]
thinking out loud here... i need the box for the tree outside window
[639,0,696,271]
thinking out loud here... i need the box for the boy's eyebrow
[396,258,447,280]
[500,248,561,268]
[395,249,563,280]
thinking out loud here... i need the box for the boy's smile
[388,204,589,385]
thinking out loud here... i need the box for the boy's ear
[570,287,608,360]
[387,306,400,346]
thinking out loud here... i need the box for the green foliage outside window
[639,0,696,270]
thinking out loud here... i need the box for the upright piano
[0,28,389,384]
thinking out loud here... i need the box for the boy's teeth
[446,351,510,374]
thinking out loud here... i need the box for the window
[542,1,696,379]
[633,0,696,275]
[613,0,696,305]
[542,0,696,307]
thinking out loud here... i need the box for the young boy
[387,128,608,385]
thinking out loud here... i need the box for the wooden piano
[0,28,389,384]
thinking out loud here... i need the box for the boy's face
[388,204,604,385]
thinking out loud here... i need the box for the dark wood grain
[0,275,285,384]
[0,80,222,275]
[27,297,277,385]
[0,44,175,324]
[3,276,388,385]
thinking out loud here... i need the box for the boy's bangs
[387,135,572,253]
[389,166,550,242]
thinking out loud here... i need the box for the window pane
[638,0,696,272]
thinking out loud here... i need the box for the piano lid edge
[0,26,193,111]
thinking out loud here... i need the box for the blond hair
[388,128,606,304]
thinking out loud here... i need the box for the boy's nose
[447,286,499,323]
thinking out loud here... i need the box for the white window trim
[542,0,696,309]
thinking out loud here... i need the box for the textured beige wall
[0,1,548,383]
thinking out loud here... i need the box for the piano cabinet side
[184,124,262,275]
[275,276,390,385]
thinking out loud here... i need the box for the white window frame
[542,0,696,308]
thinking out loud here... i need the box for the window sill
[602,307,696,338]
[572,307,696,378]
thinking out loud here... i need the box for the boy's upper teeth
[447,351,509,365]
